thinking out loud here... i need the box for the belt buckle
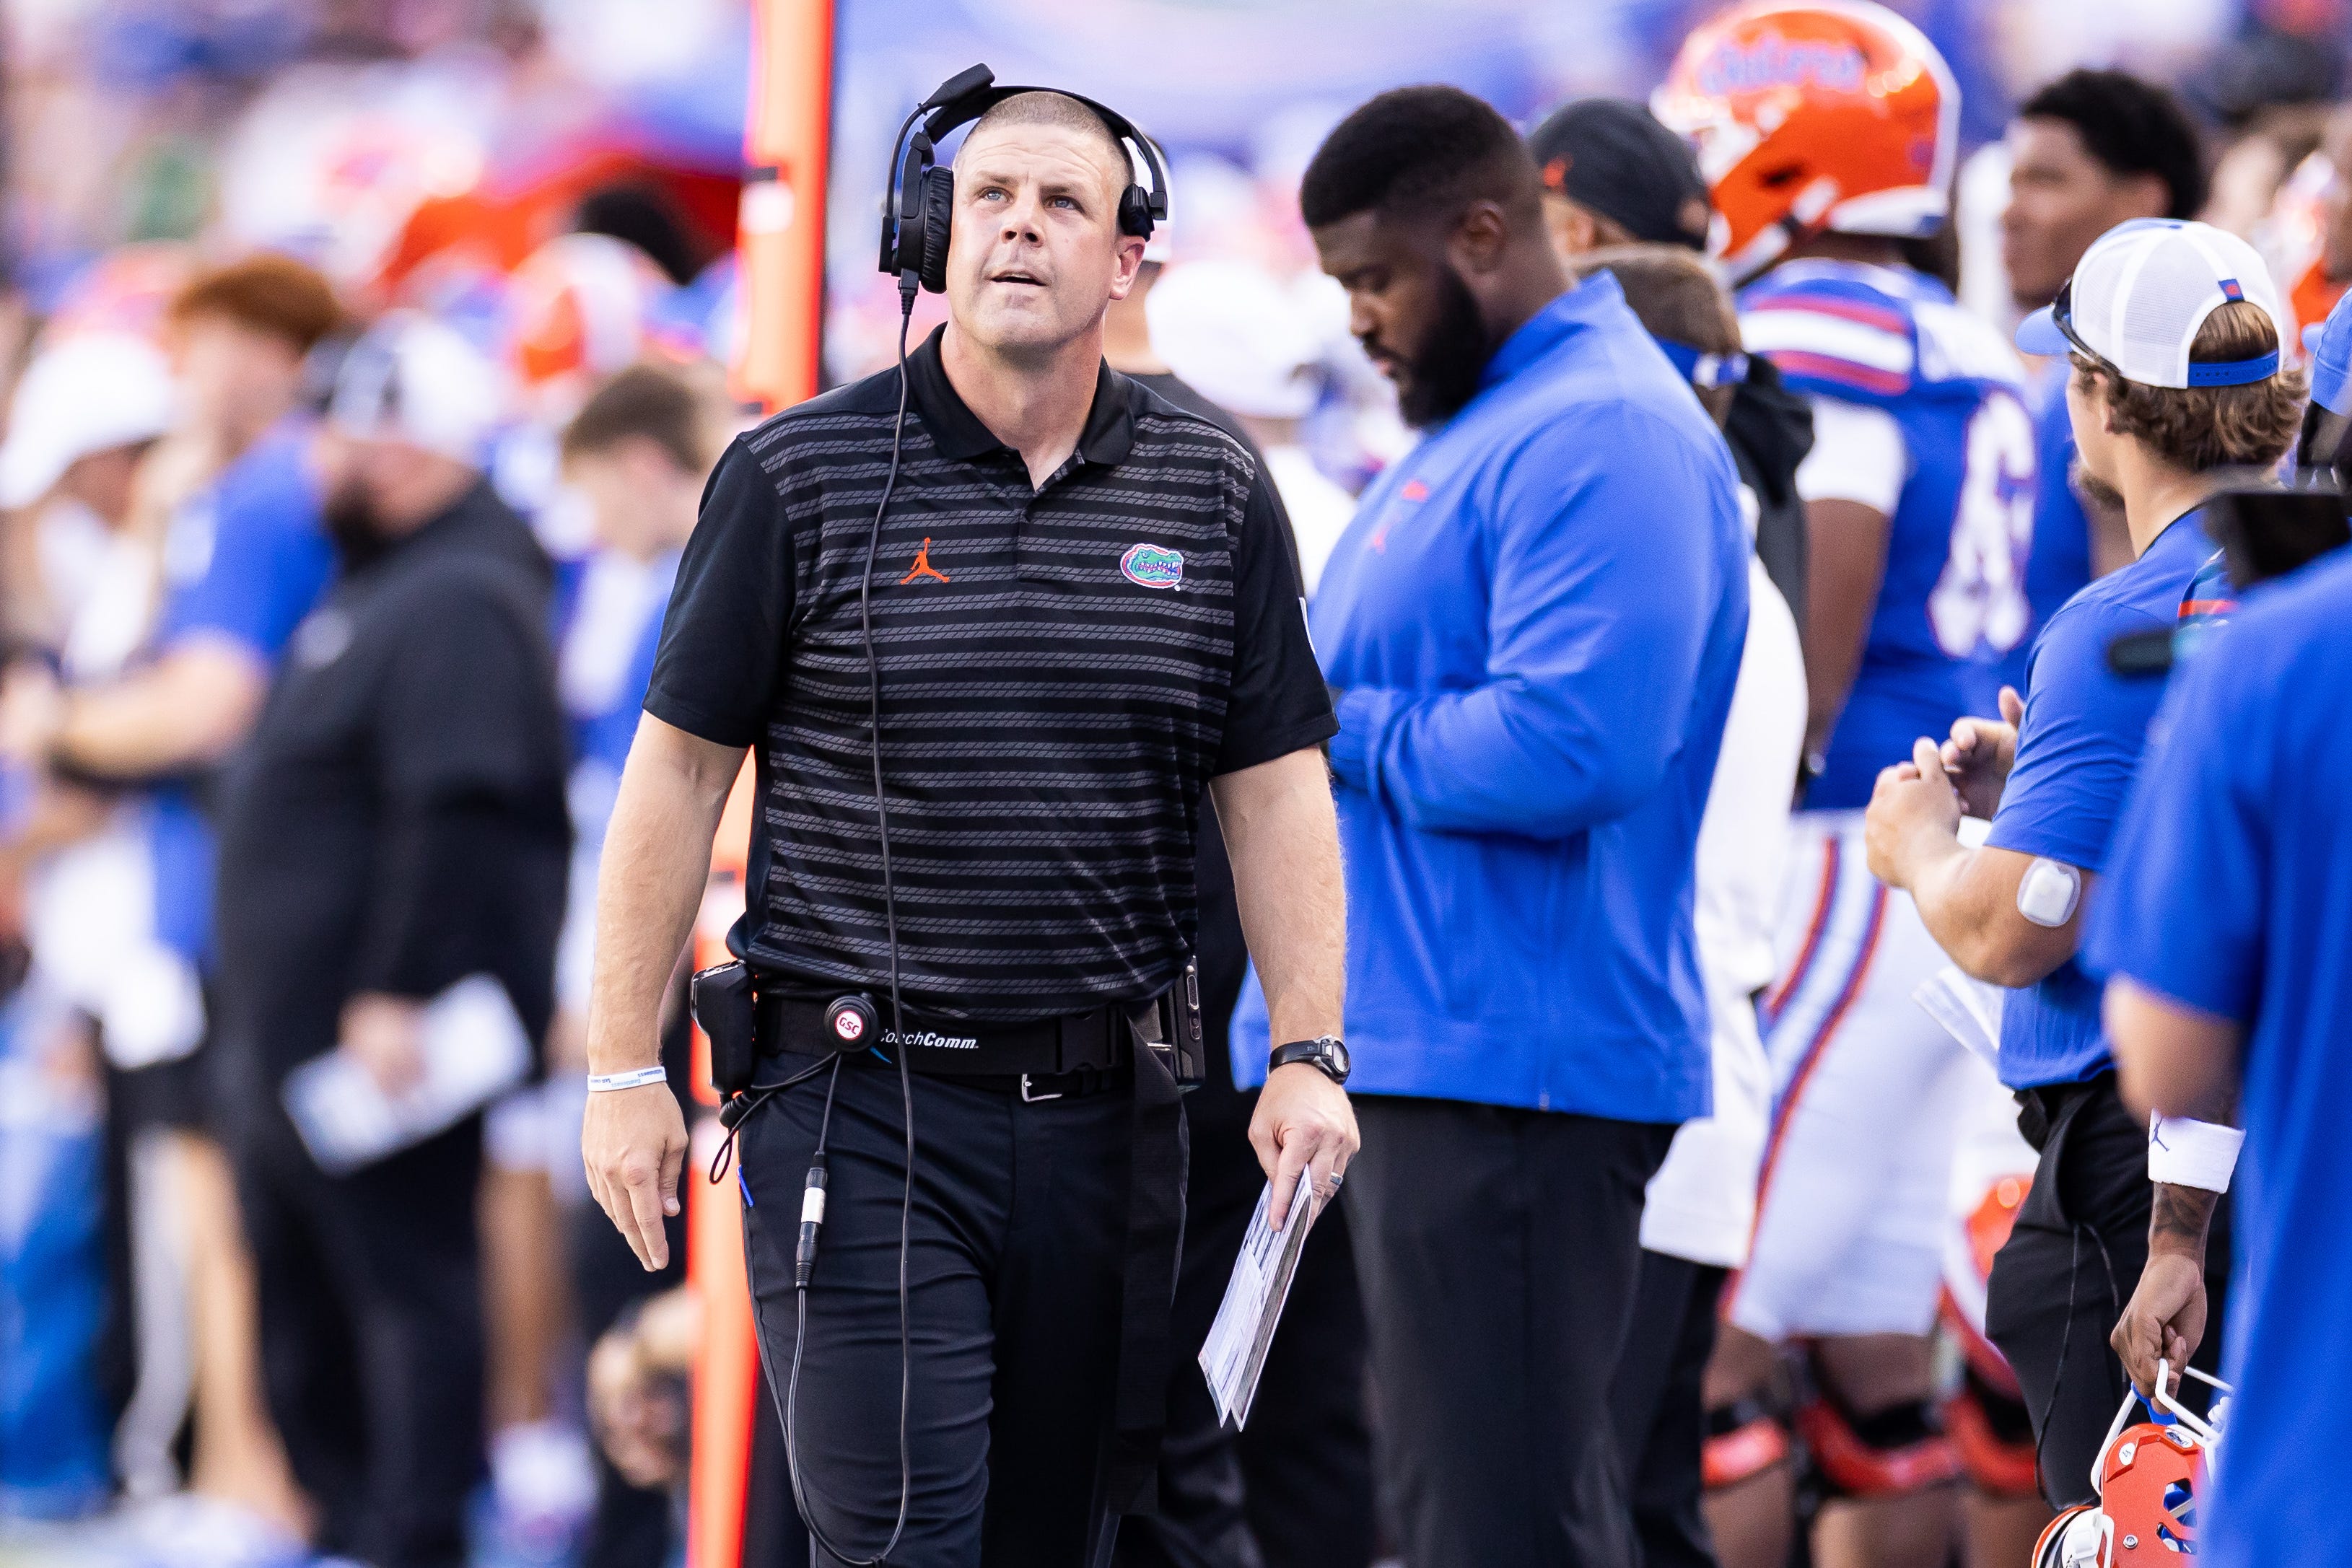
[1020,1073,1064,1103]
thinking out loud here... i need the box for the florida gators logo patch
[1120,543,1184,590]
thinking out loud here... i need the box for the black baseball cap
[1526,98,1712,251]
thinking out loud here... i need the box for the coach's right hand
[585,1082,690,1271]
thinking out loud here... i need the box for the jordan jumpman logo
[900,538,950,585]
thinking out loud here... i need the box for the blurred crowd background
[5,1,2352,1567]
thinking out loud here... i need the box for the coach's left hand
[1863,737,1964,890]
[1252,1064,1358,1231]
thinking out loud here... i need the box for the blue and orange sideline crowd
[4,4,2352,1568]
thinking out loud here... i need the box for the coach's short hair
[956,91,1132,207]
[1300,85,1544,230]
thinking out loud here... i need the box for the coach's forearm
[1212,747,1345,1047]
[585,714,746,1074]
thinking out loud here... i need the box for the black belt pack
[689,960,759,1098]
[688,957,1207,1098]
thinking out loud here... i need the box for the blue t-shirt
[1738,260,2037,807]
[1985,508,2211,1088]
[149,423,334,963]
[2083,546,2352,1568]
[1996,359,2093,694]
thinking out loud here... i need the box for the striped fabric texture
[646,330,1332,1021]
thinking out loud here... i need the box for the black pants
[1983,1074,2232,1507]
[235,1116,486,1568]
[738,1059,1142,1568]
[1347,1096,1674,1568]
[1609,1253,1726,1568]
[1115,1080,1375,1568]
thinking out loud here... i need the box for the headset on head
[878,64,1170,295]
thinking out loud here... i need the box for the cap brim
[2014,306,2070,359]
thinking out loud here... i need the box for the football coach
[581,79,1356,1568]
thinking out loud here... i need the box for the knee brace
[1702,1396,1791,1489]
[1796,1395,1962,1499]
[1944,1367,2040,1498]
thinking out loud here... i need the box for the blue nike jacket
[1236,274,1749,1121]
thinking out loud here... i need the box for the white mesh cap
[327,309,508,465]
[2015,219,2283,390]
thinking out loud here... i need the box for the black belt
[756,992,1132,1095]
[753,986,1184,1523]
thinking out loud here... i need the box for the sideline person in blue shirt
[31,258,340,971]
[1995,67,2208,693]
[546,366,709,1027]
[2086,543,2352,1568]
[1861,219,2304,1502]
[1240,86,1747,1568]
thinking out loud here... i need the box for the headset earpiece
[918,165,957,294]
[1118,185,1155,242]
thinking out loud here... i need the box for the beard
[1393,265,1495,429]
[322,483,394,567]
[2071,453,2125,513]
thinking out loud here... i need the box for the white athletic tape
[2016,857,2082,928]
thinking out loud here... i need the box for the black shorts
[1982,1074,2231,1507]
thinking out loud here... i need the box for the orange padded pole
[730,0,833,413]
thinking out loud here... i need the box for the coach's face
[1313,209,1494,428]
[947,122,1145,360]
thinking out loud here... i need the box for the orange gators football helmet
[1653,0,1959,280]
[2032,1363,2229,1568]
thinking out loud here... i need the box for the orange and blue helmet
[2033,1364,2229,1568]
[1653,0,1958,281]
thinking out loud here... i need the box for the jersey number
[1928,390,2035,658]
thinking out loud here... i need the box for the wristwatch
[1269,1035,1350,1086]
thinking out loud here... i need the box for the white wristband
[2148,1112,2244,1193]
[587,1066,670,1093]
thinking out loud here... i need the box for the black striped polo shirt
[644,327,1335,1022]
